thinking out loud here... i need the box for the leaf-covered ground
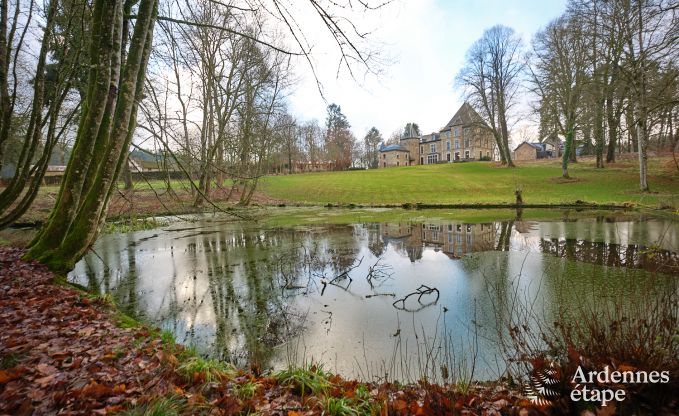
[1,247,544,415]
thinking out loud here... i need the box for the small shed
[514,142,549,161]
[378,144,410,168]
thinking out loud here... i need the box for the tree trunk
[634,101,649,191]
[562,129,574,179]
[594,98,605,168]
[605,95,618,163]
[26,0,158,271]
[122,155,133,190]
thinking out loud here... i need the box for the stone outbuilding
[514,142,547,161]
[378,144,410,168]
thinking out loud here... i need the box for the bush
[495,278,678,413]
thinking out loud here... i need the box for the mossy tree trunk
[26,0,158,272]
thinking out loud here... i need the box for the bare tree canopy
[456,25,525,167]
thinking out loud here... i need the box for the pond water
[68,210,679,382]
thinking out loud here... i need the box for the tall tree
[617,0,677,191]
[0,0,81,228]
[325,104,353,170]
[456,25,525,167]
[531,15,589,178]
[26,0,159,270]
[363,127,382,169]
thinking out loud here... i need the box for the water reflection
[69,213,679,381]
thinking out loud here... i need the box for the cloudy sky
[285,0,567,142]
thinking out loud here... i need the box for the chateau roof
[379,144,410,153]
[440,102,488,131]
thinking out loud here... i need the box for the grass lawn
[260,157,679,208]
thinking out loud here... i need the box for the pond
[68,209,679,382]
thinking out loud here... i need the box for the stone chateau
[378,103,496,168]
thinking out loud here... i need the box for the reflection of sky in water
[69,214,679,382]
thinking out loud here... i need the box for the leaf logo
[523,365,561,405]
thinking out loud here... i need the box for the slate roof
[379,144,410,152]
[440,102,488,131]
[420,133,440,143]
[515,141,545,152]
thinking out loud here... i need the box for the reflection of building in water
[420,223,497,258]
[381,223,423,262]
[380,222,497,261]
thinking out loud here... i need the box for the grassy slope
[260,158,679,207]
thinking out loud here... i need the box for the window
[466,225,472,233]
[396,161,399,166]
[454,127,460,137]
[446,153,451,162]
[383,154,386,159]
[465,150,470,159]
[455,152,460,161]
[430,143,436,153]
[464,138,470,148]
[446,140,451,151]
[480,151,483,159]
[456,224,462,232]
[427,154,438,164]
[420,157,424,164]
[446,131,451,140]
[383,162,386,167]
[448,224,453,231]
[420,145,423,153]
[454,138,459,149]
[464,127,470,137]
[396,154,399,159]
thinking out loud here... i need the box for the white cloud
[285,0,566,141]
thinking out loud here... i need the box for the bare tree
[617,0,677,191]
[456,25,525,167]
[531,15,589,178]
[0,0,82,228]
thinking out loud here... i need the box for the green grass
[104,217,169,233]
[257,206,637,227]
[232,380,261,400]
[119,394,188,416]
[323,397,360,416]
[259,159,679,207]
[177,356,236,383]
[275,364,332,397]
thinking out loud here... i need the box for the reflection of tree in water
[495,221,514,252]
[539,238,679,274]
[365,223,386,257]
[193,225,362,371]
